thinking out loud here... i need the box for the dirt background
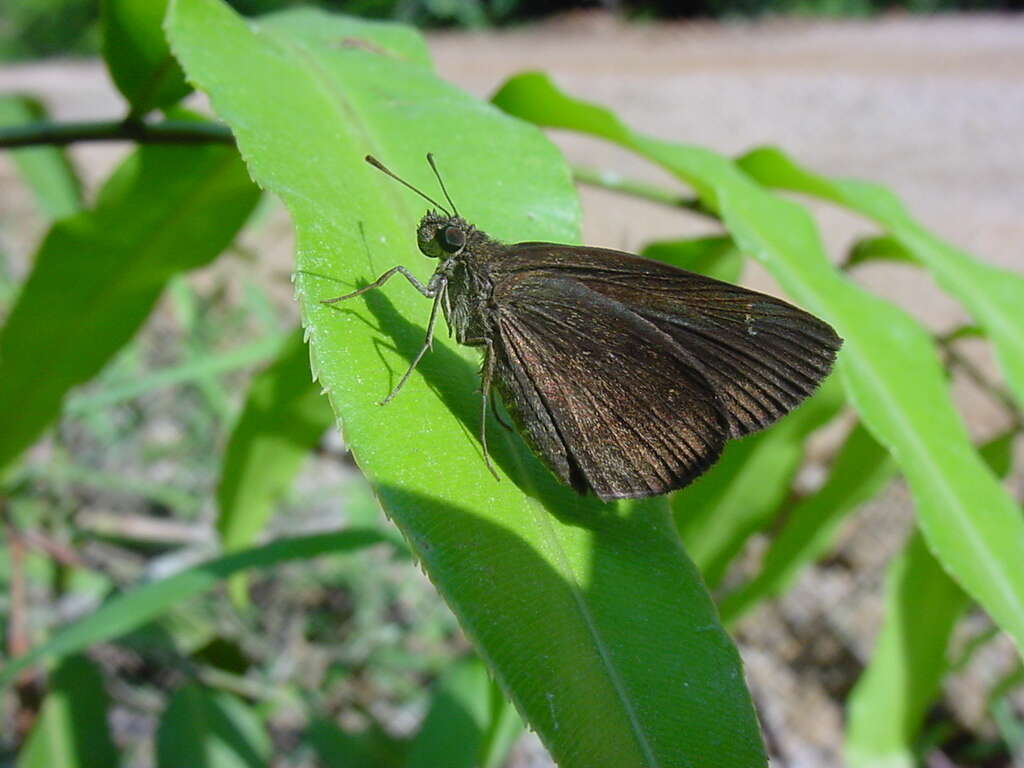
[2,11,1023,768]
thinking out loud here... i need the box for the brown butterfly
[324,155,842,502]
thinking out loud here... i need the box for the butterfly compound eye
[441,226,466,253]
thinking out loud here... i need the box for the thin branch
[6,518,28,660]
[0,118,234,149]
[943,344,1022,429]
[571,164,719,220]
[9,526,89,570]
[4,509,42,739]
[932,326,1022,429]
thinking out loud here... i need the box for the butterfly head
[417,211,469,259]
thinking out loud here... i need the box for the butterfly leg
[379,281,447,405]
[464,336,501,482]
[321,266,438,304]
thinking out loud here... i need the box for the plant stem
[0,118,234,149]
[943,344,1022,429]
[571,164,719,220]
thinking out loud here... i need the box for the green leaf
[738,146,1024,413]
[942,324,984,343]
[406,657,492,768]
[991,695,1024,766]
[101,0,191,115]
[844,431,1016,768]
[167,4,768,765]
[675,374,844,588]
[718,421,894,625]
[156,684,270,768]
[639,235,743,283]
[845,531,969,768]
[492,71,1024,659]
[479,676,525,768]
[305,718,406,768]
[17,655,118,768]
[846,235,917,267]
[0,530,394,688]
[216,327,334,603]
[406,656,522,768]
[0,142,260,472]
[0,95,83,220]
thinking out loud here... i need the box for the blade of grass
[65,334,287,414]
[167,277,232,419]
[155,684,270,768]
[480,675,525,768]
[306,718,406,768]
[845,531,969,768]
[845,234,917,268]
[0,529,395,688]
[406,656,492,768]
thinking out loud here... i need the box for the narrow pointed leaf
[738,146,1024,412]
[306,718,406,768]
[102,0,191,114]
[407,657,492,768]
[156,684,270,768]
[845,531,969,768]
[719,422,894,625]
[0,142,259,471]
[846,235,916,268]
[845,432,1017,768]
[17,656,117,768]
[216,327,335,604]
[216,328,334,550]
[492,71,1024,658]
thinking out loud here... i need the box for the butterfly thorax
[438,234,499,345]
[417,211,501,346]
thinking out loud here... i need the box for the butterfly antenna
[365,155,450,215]
[426,153,459,217]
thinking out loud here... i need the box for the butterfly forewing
[490,244,842,439]
[492,273,729,501]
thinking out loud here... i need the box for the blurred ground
[2,10,1023,768]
